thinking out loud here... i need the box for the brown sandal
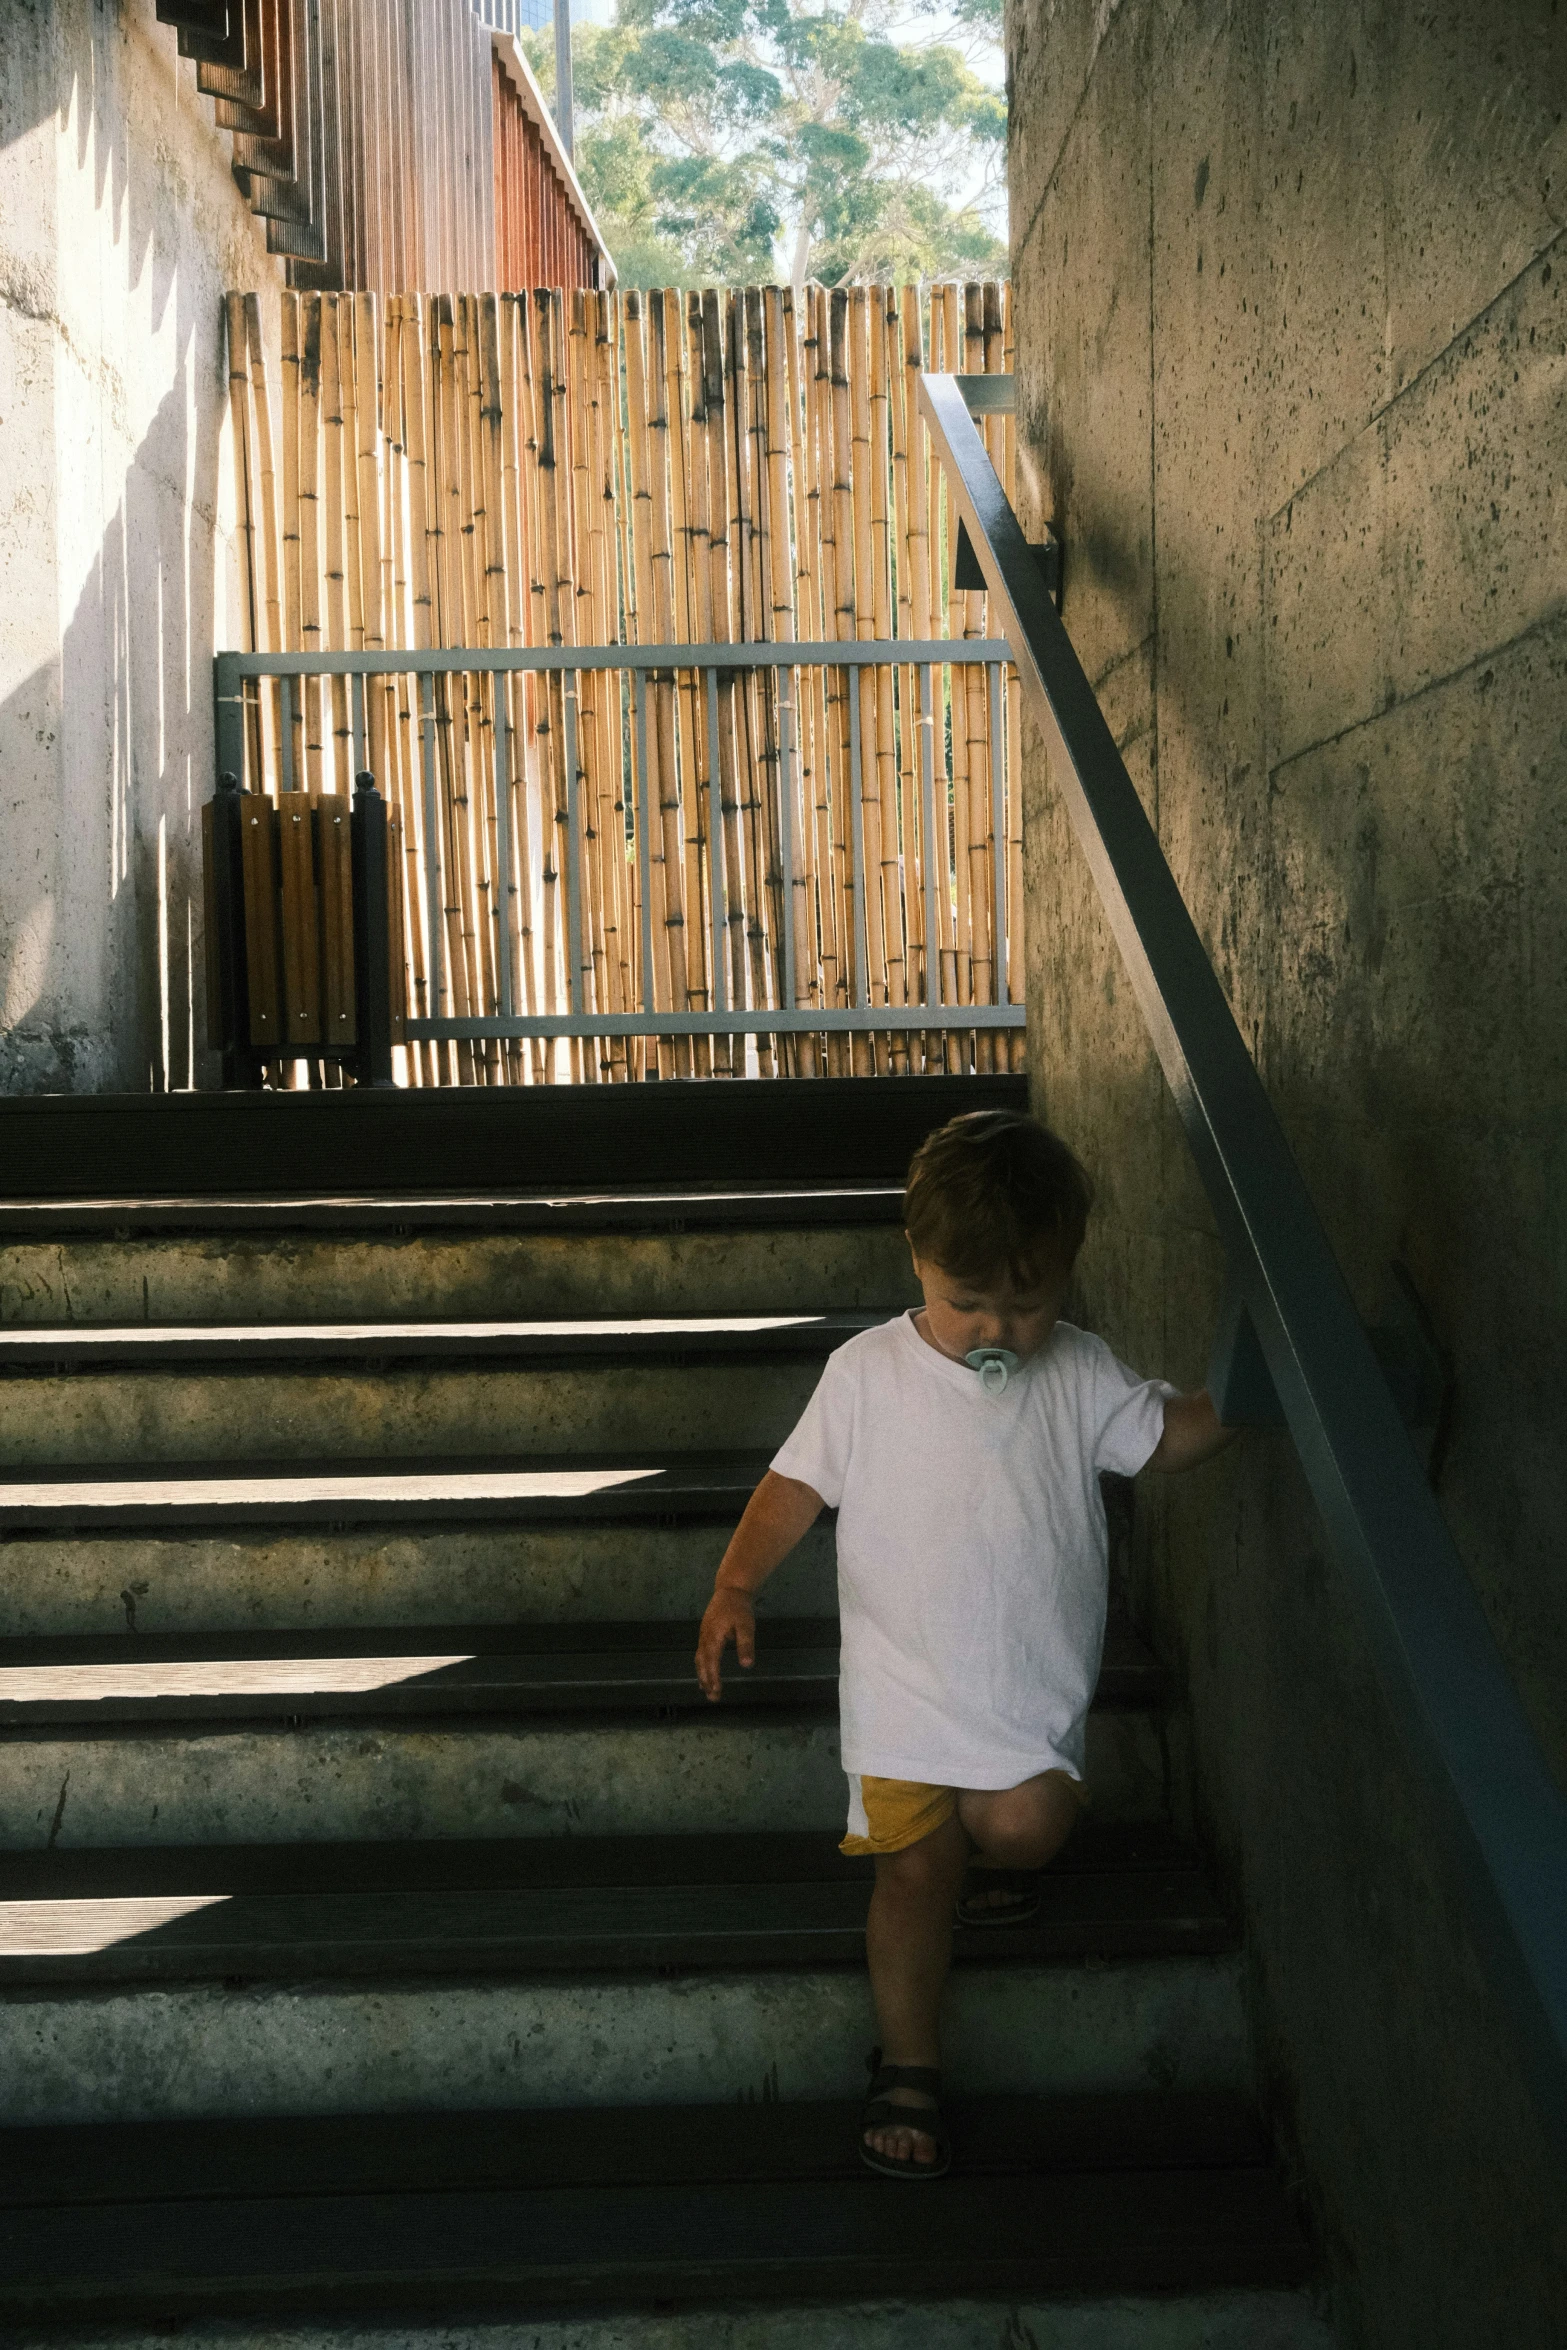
[955,1863,1042,1928]
[858,2048,953,2180]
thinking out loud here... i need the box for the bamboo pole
[766,284,815,1075]
[477,294,516,1077]
[383,296,432,1086]
[565,287,606,1079]
[224,292,263,797]
[622,292,676,1074]
[534,290,577,1079]
[593,289,634,1076]
[867,286,906,1070]
[352,296,389,789]
[786,283,828,1066]
[686,291,732,1075]
[746,287,778,1067]
[727,292,773,1071]
[661,287,711,1076]
[242,295,285,797]
[643,290,693,1075]
[450,294,495,1078]
[399,295,443,1079]
[890,281,926,1070]
[815,285,852,1073]
[844,291,886,1073]
[701,291,748,1048]
[429,295,481,1080]
[499,292,545,1081]
[934,286,970,1068]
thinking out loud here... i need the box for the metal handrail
[918,372,1567,2160]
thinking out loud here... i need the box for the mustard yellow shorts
[840,1770,1086,1857]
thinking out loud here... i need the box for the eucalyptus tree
[527,0,1006,287]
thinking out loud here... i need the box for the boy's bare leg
[863,1811,970,2167]
[957,1769,1082,1911]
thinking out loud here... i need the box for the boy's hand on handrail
[696,1588,757,1700]
[1146,1387,1237,1473]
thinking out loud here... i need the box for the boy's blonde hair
[903,1110,1093,1287]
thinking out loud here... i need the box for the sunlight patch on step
[0,1316,834,1346]
[0,1895,231,1954]
[0,1467,665,1512]
[0,1657,478,1702]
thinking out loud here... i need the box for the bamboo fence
[224,280,1025,1084]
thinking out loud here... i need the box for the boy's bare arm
[695,1469,826,1700]
[1145,1388,1237,1473]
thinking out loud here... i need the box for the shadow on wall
[0,0,240,1093]
[0,362,224,1097]
[0,368,225,1099]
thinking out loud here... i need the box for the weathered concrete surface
[1007,1,1567,2342]
[0,1952,1249,2123]
[1,2300,1338,2350]
[0,1225,921,1326]
[0,1522,841,1636]
[0,0,282,1091]
[0,1356,830,1467]
[0,1706,1166,1848]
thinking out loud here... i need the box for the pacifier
[965,1346,1019,1396]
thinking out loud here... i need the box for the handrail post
[203,769,261,1090]
[213,650,246,793]
[350,769,394,1088]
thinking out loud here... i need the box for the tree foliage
[526,0,1006,289]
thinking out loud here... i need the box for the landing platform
[0,1076,1027,1203]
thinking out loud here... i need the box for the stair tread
[0,2095,1311,2311]
[0,1614,1163,1720]
[0,1873,1232,1981]
[0,2089,1276,2201]
[0,1448,777,1527]
[0,1076,1028,1203]
[0,1310,887,1371]
[0,1181,907,1238]
[0,1825,1230,1981]
[0,1821,1198,1895]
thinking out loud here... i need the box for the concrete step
[0,1615,1165,1725]
[0,1693,1166,1852]
[0,1184,917,1325]
[0,2294,1337,2349]
[0,1447,777,1534]
[0,1075,1026,1203]
[0,1822,1229,1984]
[0,1515,840,1638]
[0,1311,889,1371]
[0,2092,1314,2322]
[0,1950,1250,2127]
[0,1318,878,1467]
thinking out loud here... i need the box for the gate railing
[917,371,1567,2162]
[214,639,1024,1080]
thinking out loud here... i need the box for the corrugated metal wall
[493,53,600,292]
[157,0,602,293]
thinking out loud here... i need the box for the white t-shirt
[771,1311,1175,1791]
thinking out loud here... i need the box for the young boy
[694,1109,1232,2179]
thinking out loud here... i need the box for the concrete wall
[0,0,281,1093]
[1007,1,1566,2341]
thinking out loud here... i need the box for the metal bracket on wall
[954,517,1062,606]
[1208,1262,1453,1478]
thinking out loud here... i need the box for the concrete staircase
[0,1175,1334,2345]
